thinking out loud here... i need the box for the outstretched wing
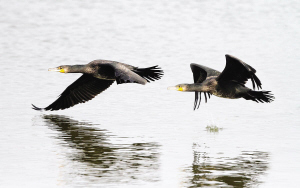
[217,54,262,90]
[190,63,220,83]
[32,74,114,111]
[113,63,148,85]
[94,60,160,85]
[190,63,220,110]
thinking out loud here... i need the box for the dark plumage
[168,54,274,110]
[32,60,163,111]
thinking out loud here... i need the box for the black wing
[190,64,220,110]
[113,63,148,85]
[190,63,220,84]
[217,54,262,90]
[32,74,114,111]
[90,60,148,85]
[96,61,162,85]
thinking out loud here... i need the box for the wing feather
[32,74,114,111]
[190,64,220,110]
[113,63,147,85]
[217,54,262,90]
[190,63,221,83]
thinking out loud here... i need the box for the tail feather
[133,65,164,82]
[243,90,274,103]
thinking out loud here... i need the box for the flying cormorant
[168,54,274,110]
[32,60,163,111]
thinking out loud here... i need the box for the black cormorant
[32,60,163,111]
[168,54,274,110]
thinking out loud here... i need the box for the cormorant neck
[67,65,86,73]
[187,83,208,92]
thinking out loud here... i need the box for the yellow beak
[167,86,183,91]
[48,67,65,73]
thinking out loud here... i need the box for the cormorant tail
[133,66,164,82]
[243,90,274,103]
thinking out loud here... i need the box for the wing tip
[141,79,147,85]
[225,54,238,61]
[225,54,232,59]
[32,104,44,111]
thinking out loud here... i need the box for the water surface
[0,0,299,187]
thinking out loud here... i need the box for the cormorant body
[32,60,163,111]
[168,54,274,110]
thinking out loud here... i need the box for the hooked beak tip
[48,68,58,72]
[48,67,64,72]
[167,86,177,91]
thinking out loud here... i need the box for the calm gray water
[0,0,299,187]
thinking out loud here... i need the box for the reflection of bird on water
[187,149,269,187]
[42,115,160,180]
[168,54,274,110]
[32,60,163,111]
[43,115,113,161]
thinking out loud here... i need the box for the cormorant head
[167,84,189,91]
[48,66,69,73]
